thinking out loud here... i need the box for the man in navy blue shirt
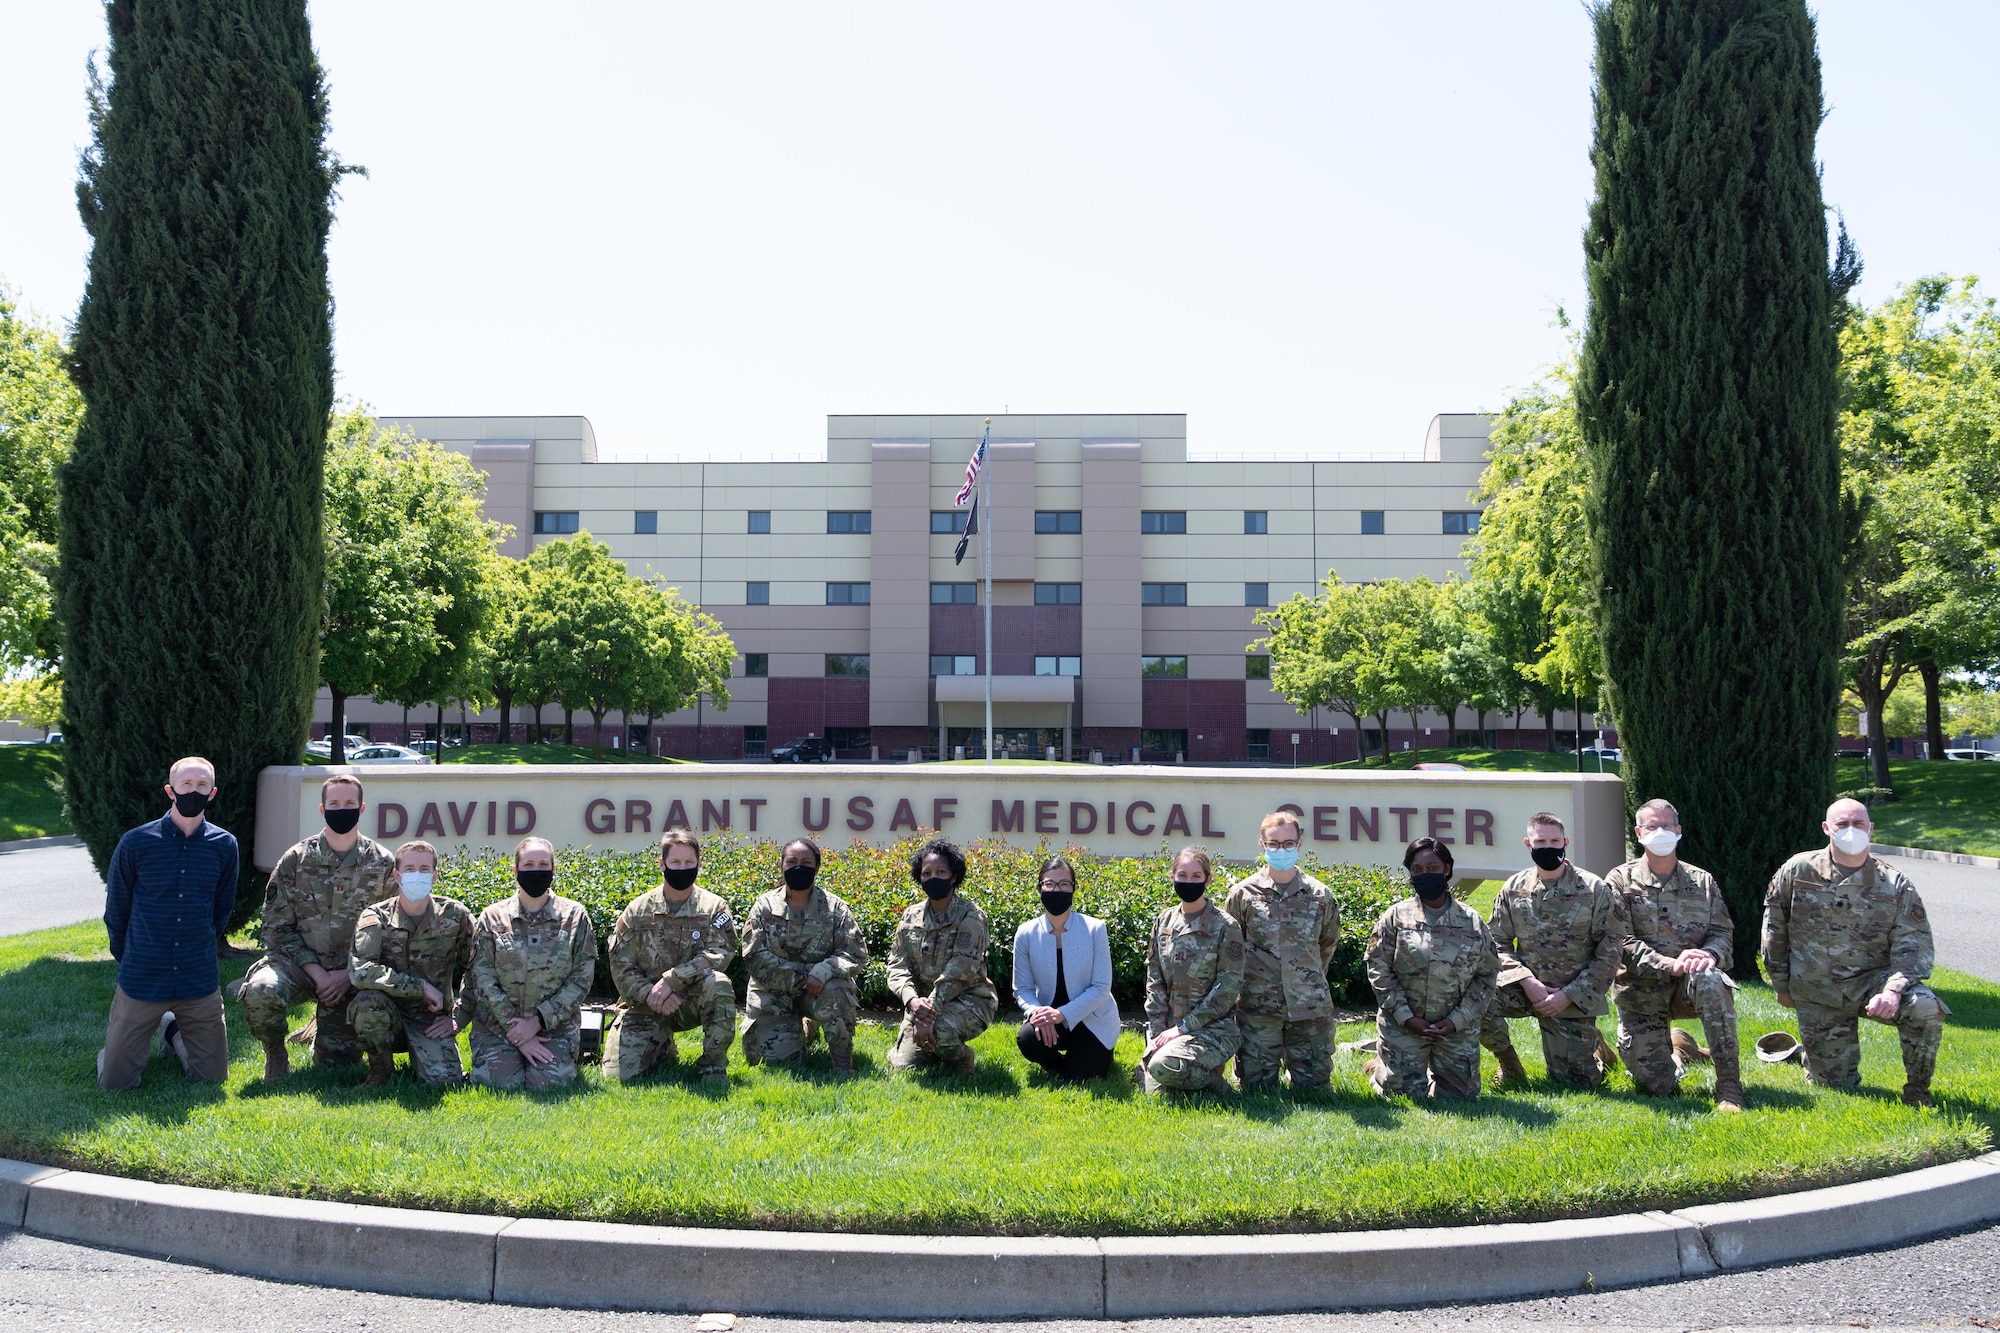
[98,756,239,1090]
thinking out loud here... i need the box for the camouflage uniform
[1222,868,1341,1091]
[1607,858,1740,1096]
[1763,850,1944,1094]
[886,895,997,1070]
[348,894,477,1085]
[1139,901,1245,1094]
[238,832,396,1066]
[606,885,739,1081]
[740,884,867,1066]
[465,894,596,1091]
[1480,864,1625,1087]
[1364,896,1498,1099]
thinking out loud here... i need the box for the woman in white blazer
[1011,856,1120,1081]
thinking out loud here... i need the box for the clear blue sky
[2,2,1995,460]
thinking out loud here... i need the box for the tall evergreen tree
[61,0,341,926]
[1579,0,1847,969]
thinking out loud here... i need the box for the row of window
[740,652,1275,679]
[745,581,1280,607]
[539,509,1483,537]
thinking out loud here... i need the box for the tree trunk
[564,708,573,746]
[495,686,513,748]
[1853,667,1894,793]
[400,704,409,747]
[1918,657,1946,760]
[533,700,544,744]
[436,700,445,760]
[458,699,469,761]
[590,708,608,761]
[1541,693,1555,754]
[330,690,349,765]
[1513,702,1524,749]
[1373,710,1393,765]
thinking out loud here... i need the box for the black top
[1052,937,1070,1009]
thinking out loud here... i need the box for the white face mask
[1830,826,1871,856]
[399,871,435,902]
[1637,827,1681,856]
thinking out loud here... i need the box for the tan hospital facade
[320,413,1503,764]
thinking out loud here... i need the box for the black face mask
[663,865,699,891]
[516,868,554,895]
[1039,890,1074,916]
[172,789,211,817]
[323,807,362,835]
[1531,846,1567,872]
[1173,881,1207,903]
[922,877,954,901]
[782,863,817,892]
[1411,871,1452,900]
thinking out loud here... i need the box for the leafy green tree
[0,670,63,734]
[60,0,343,925]
[1578,0,1846,968]
[631,580,735,733]
[1945,680,2000,744]
[0,288,81,668]
[477,558,532,745]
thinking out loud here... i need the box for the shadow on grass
[1935,981,2000,1032]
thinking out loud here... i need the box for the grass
[3,920,1993,1237]
[307,744,691,766]
[1838,757,2000,858]
[1320,746,1622,776]
[0,744,68,841]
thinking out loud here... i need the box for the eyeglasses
[1037,879,1075,890]
[1260,839,1300,851]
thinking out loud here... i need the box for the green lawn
[0,744,68,841]
[1837,757,2000,858]
[1320,746,1623,776]
[308,743,692,766]
[3,921,1991,1236]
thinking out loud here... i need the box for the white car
[340,743,433,765]
[1944,748,1999,762]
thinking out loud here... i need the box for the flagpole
[982,417,994,765]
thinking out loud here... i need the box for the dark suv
[770,736,835,764]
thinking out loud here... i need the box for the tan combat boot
[828,1040,854,1079]
[1713,1073,1746,1112]
[1902,1081,1935,1108]
[1490,1048,1529,1088]
[360,1049,395,1088]
[1671,1028,1711,1065]
[1596,1032,1621,1071]
[260,1031,290,1083]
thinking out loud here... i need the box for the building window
[533,511,579,535]
[1245,582,1269,607]
[744,653,768,678]
[1140,511,1188,534]
[1246,728,1271,760]
[1034,510,1082,534]
[1443,510,1482,535]
[1360,510,1385,535]
[1141,655,1189,678]
[1246,654,1270,679]
[930,654,977,676]
[634,511,658,534]
[1244,510,1268,535]
[825,653,870,677]
[744,725,767,757]
[1140,582,1187,606]
[746,582,770,605]
[825,582,871,605]
[748,510,771,534]
[827,511,872,534]
[931,510,969,534]
[930,582,977,605]
[1141,728,1189,755]
[1034,582,1082,605]
[1035,655,1081,676]
[828,726,872,752]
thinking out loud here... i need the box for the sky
[2,2,1997,462]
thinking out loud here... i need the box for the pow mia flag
[954,490,979,565]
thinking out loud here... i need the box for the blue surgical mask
[1263,847,1300,873]
[400,871,434,903]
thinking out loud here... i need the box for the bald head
[1824,797,1870,828]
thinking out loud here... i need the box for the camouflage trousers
[888,991,996,1070]
[740,977,858,1066]
[1795,983,1944,1091]
[1480,984,1609,1087]
[238,955,363,1066]
[1234,1011,1335,1091]
[468,1020,580,1091]
[1140,1020,1239,1094]
[1615,969,1738,1096]
[348,989,464,1085]
[605,972,737,1080]
[1371,1012,1481,1099]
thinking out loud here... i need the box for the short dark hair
[910,837,967,887]
[1036,855,1077,887]
[784,836,822,868]
[320,775,363,803]
[1402,836,1455,874]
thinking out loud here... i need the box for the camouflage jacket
[260,833,396,972]
[1365,895,1498,1031]
[1143,900,1245,1041]
[1607,857,1735,993]
[742,885,867,994]
[886,894,997,1011]
[609,885,739,1010]
[1763,849,1933,1010]
[1222,867,1342,1022]
[349,894,477,1027]
[1486,864,1624,1016]
[467,894,596,1035]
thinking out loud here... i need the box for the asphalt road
[1,840,103,937]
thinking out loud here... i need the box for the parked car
[41,730,63,745]
[1412,762,1468,771]
[1944,748,1999,762]
[340,743,432,765]
[1580,745,1622,761]
[304,738,334,756]
[770,736,835,764]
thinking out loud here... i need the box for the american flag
[954,425,989,506]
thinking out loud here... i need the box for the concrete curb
[6,1153,2000,1317]
[0,833,82,854]
[1877,843,2000,870]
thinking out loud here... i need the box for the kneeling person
[1139,848,1244,1094]
[466,838,596,1091]
[348,840,476,1087]
[887,838,997,1073]
[607,829,739,1084]
[741,837,866,1077]
[1365,838,1498,1099]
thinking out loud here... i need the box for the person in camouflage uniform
[606,828,740,1085]
[239,776,396,1081]
[1140,847,1245,1095]
[1222,811,1342,1092]
[1364,837,1498,1099]
[1607,798,1744,1110]
[887,838,997,1073]
[465,837,597,1091]
[1764,797,1945,1108]
[1481,812,1625,1088]
[348,839,476,1087]
[741,837,867,1077]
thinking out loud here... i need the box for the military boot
[696,1037,731,1084]
[360,1049,395,1089]
[947,1046,977,1075]
[1902,1081,1935,1108]
[1710,1021,1745,1111]
[1490,1047,1529,1088]
[828,1039,854,1079]
[260,1031,290,1083]
[1671,1027,1711,1066]
[1595,1032,1620,1071]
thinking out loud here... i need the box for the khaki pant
[98,986,228,1091]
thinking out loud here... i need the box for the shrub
[1837,787,1897,807]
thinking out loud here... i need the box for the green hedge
[438,836,1410,1011]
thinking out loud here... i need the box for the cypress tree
[61,0,338,926]
[1579,0,1845,969]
